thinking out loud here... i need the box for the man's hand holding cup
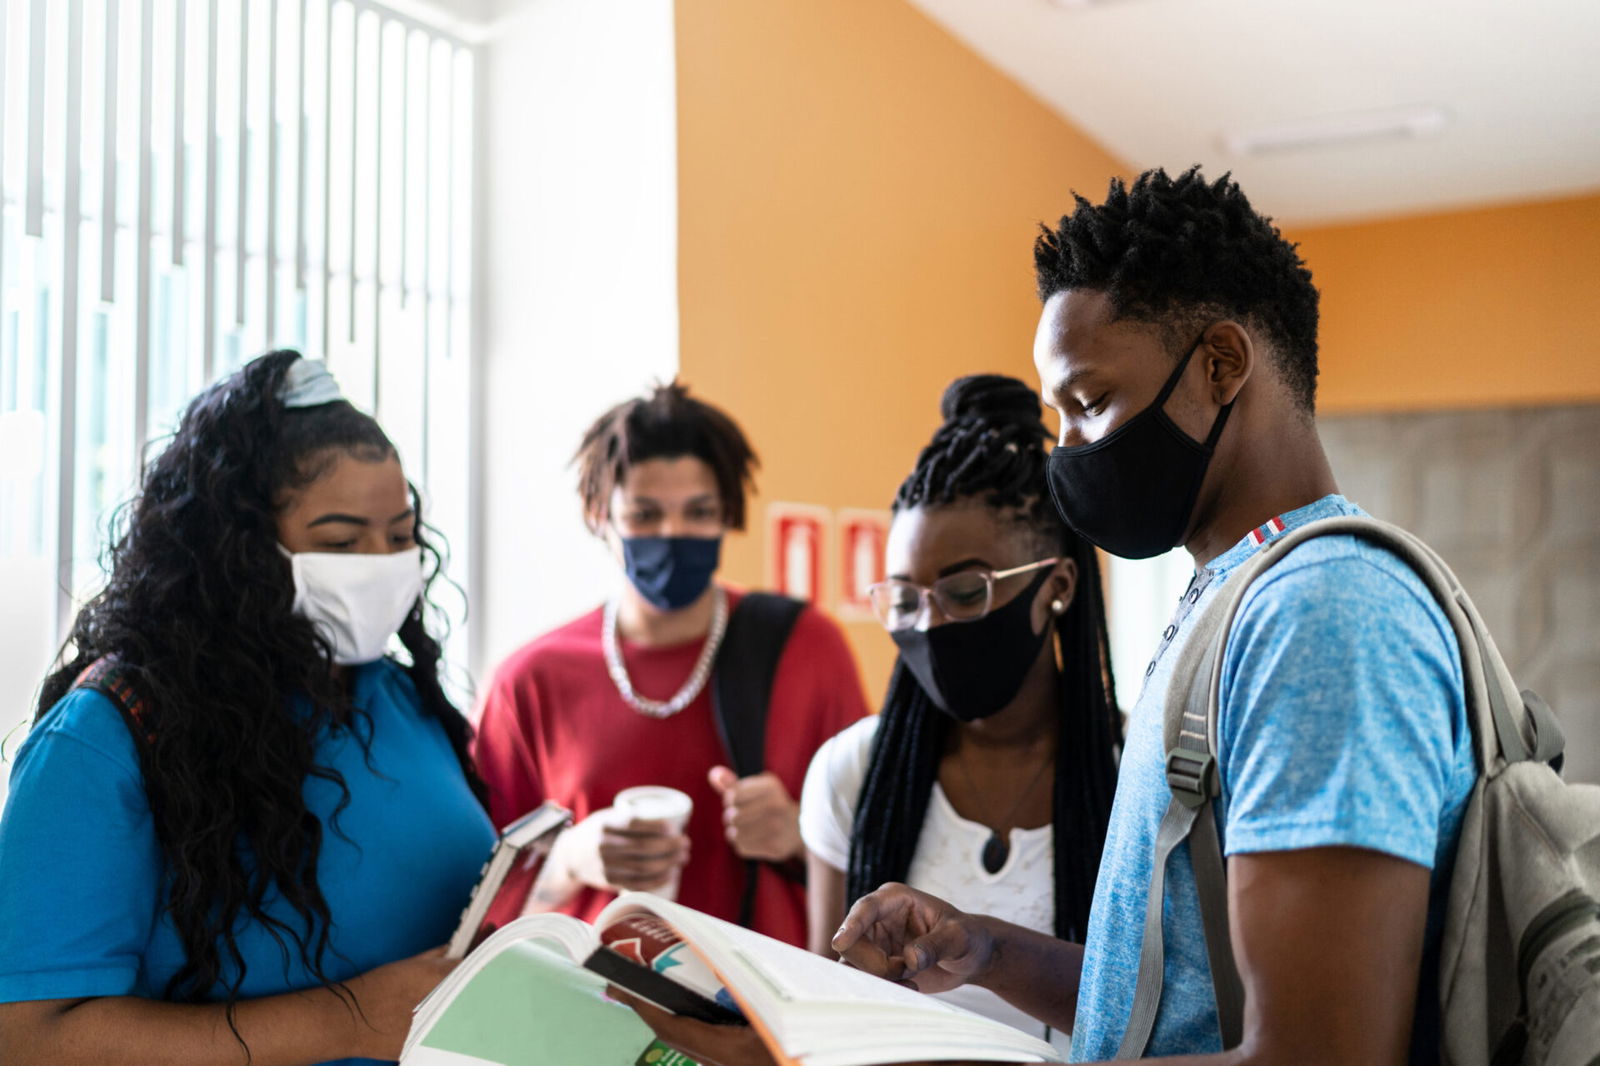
[531,786,693,909]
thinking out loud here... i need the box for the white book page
[602,895,1060,1063]
[618,895,968,1013]
[723,922,968,1013]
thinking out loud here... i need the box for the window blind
[0,0,477,765]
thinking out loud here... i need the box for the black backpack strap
[712,592,805,777]
[711,591,807,927]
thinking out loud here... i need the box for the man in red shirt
[475,382,867,946]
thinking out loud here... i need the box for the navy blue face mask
[621,536,723,611]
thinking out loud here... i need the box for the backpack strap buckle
[1166,749,1216,809]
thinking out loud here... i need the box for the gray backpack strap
[1117,515,1560,1059]
[1118,558,1245,1057]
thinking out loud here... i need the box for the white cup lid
[613,785,693,822]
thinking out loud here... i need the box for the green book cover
[407,940,697,1066]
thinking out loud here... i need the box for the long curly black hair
[1034,166,1321,412]
[36,349,486,1017]
[845,374,1122,943]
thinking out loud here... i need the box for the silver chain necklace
[602,586,729,718]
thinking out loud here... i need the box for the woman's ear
[1035,556,1079,633]
[1049,557,1079,615]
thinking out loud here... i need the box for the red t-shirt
[474,589,868,946]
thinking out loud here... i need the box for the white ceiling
[902,0,1600,225]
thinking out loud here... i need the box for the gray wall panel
[1320,405,1600,785]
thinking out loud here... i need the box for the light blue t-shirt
[0,658,496,1066]
[1071,496,1477,1064]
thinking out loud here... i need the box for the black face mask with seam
[1045,331,1234,560]
[889,568,1053,723]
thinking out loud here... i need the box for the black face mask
[890,569,1052,723]
[1045,331,1233,560]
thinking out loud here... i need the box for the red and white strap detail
[1247,515,1287,548]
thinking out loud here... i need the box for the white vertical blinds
[0,0,477,647]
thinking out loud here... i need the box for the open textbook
[401,892,1065,1066]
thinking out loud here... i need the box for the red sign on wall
[837,509,891,620]
[766,503,831,604]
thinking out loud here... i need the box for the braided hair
[845,374,1121,942]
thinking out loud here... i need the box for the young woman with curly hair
[0,350,493,1065]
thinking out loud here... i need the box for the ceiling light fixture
[1046,0,1144,9]
[1221,104,1450,157]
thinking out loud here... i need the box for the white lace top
[799,717,1071,1053]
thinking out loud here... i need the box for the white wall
[0,560,55,805]
[470,0,680,690]
[1105,548,1196,712]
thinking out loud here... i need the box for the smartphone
[583,946,747,1026]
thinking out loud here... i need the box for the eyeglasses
[866,557,1059,632]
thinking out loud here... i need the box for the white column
[472,0,680,683]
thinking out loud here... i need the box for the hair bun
[939,374,1043,430]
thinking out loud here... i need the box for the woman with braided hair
[798,373,1121,1051]
[0,351,493,1065]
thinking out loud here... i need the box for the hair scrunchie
[279,356,346,409]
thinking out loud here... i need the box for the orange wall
[1289,192,1600,413]
[674,1,1600,703]
[674,0,1126,705]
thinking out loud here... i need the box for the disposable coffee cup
[612,785,694,832]
[611,786,694,900]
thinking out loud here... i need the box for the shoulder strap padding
[711,592,807,930]
[72,656,156,751]
[711,592,806,778]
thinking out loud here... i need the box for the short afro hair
[1034,167,1320,412]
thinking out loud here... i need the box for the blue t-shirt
[1071,496,1477,1063]
[0,658,496,1066]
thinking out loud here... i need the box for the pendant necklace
[955,744,1053,875]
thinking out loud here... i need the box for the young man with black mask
[830,168,1476,1065]
[627,169,1475,1066]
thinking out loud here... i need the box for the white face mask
[284,546,424,665]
